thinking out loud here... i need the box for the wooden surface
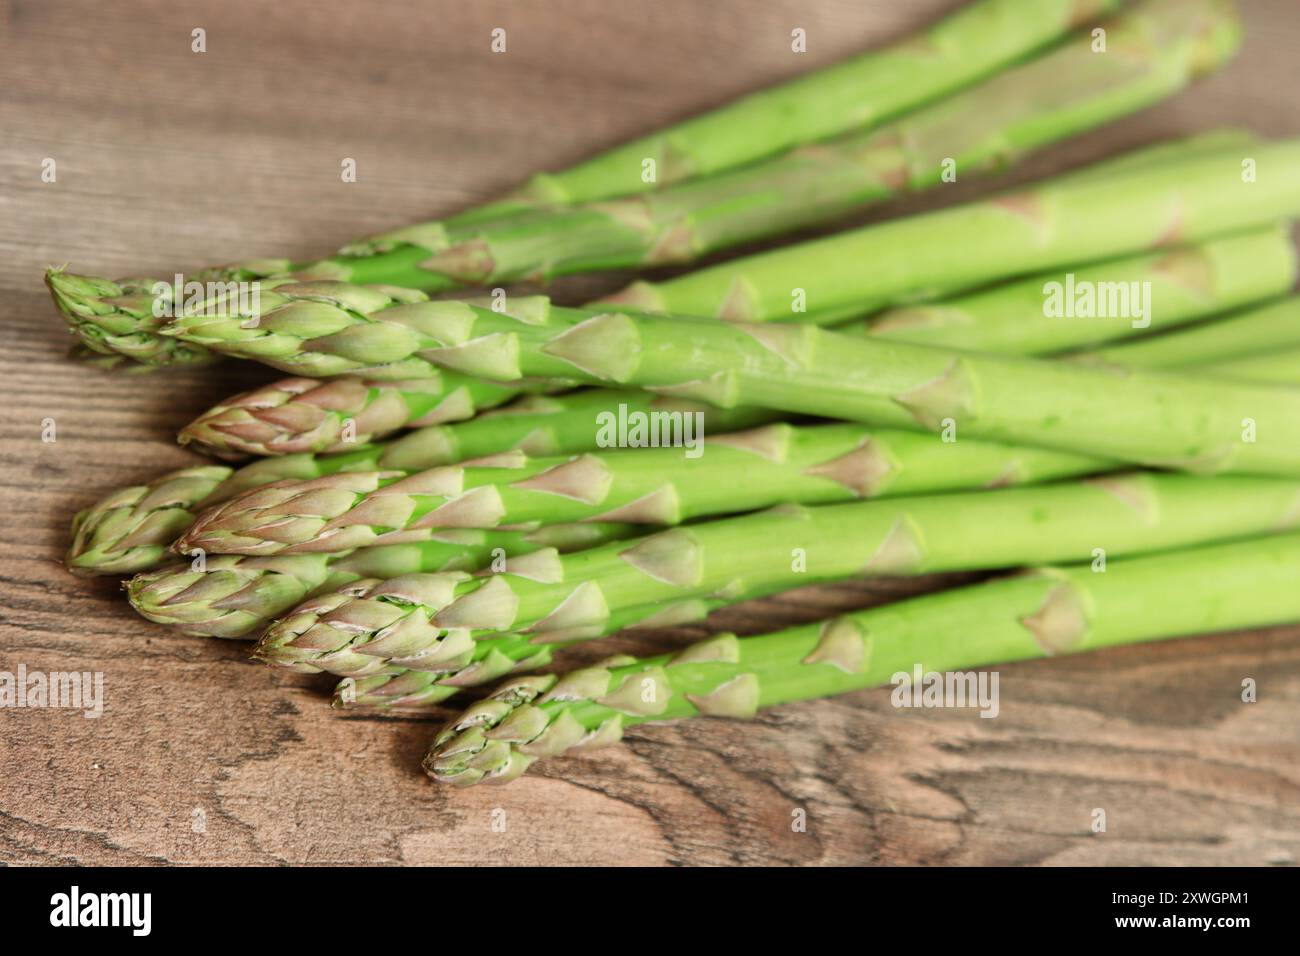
[2,0,1299,867]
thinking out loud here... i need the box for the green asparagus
[600,137,1300,321]
[251,473,1300,683]
[1077,294,1300,368]
[129,523,635,638]
[131,283,1300,476]
[179,223,1293,462]
[47,0,1124,366]
[81,291,1300,580]
[177,422,1105,556]
[45,271,222,368]
[202,0,1238,293]
[478,0,1123,208]
[424,530,1300,785]
[1197,349,1300,384]
[66,390,776,575]
[67,466,233,576]
[126,322,1300,637]
[181,380,770,461]
[847,226,1296,355]
[178,375,524,460]
[48,134,1295,371]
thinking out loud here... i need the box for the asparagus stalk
[46,0,1124,366]
[48,128,1281,372]
[124,427,1099,638]
[424,530,1300,786]
[1199,349,1300,384]
[137,284,1300,476]
[68,343,167,374]
[44,272,223,368]
[1078,295,1300,368]
[250,473,1300,682]
[66,390,775,575]
[67,466,233,575]
[129,523,635,638]
[208,0,1239,293]
[482,0,1124,209]
[600,137,1300,321]
[178,221,1293,461]
[178,375,525,460]
[47,134,1300,351]
[847,225,1296,355]
[335,330,1300,710]
[181,380,770,461]
[125,317,1300,638]
[81,292,1300,579]
[177,422,1105,556]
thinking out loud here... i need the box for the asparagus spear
[250,473,1300,681]
[129,524,635,638]
[178,221,1293,461]
[337,329,1300,709]
[847,226,1296,355]
[178,375,525,460]
[135,283,1300,476]
[1199,349,1300,384]
[49,135,1300,351]
[46,0,1125,366]
[481,0,1124,208]
[125,427,1100,637]
[124,317,1300,637]
[66,390,775,575]
[206,0,1240,292]
[44,272,223,368]
[82,291,1300,580]
[424,530,1300,786]
[1078,295,1300,368]
[601,137,1300,321]
[177,422,1105,556]
[48,127,1281,372]
[181,380,770,461]
[68,466,233,576]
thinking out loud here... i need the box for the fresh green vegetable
[601,137,1300,321]
[127,284,1300,476]
[67,466,233,576]
[48,134,1295,371]
[47,0,1126,366]
[424,530,1300,785]
[66,390,775,575]
[1078,294,1300,368]
[179,375,524,460]
[176,422,1105,556]
[847,226,1295,355]
[180,223,1294,462]
[475,0,1125,207]
[202,0,1237,292]
[45,272,221,368]
[251,473,1300,683]
[128,524,635,638]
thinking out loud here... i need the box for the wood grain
[1,0,1298,867]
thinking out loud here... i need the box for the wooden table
[2,0,1298,866]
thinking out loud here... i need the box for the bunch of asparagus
[51,0,1300,788]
